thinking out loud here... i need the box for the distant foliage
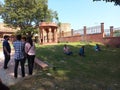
[93,0,120,6]
[113,30,120,37]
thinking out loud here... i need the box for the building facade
[0,23,17,41]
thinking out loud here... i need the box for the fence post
[71,29,73,36]
[84,26,87,41]
[101,23,104,37]
[110,26,114,37]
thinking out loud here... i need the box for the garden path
[0,49,31,86]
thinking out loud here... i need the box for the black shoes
[14,75,25,79]
[14,76,17,79]
[3,67,8,69]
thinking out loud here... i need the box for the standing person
[25,36,35,75]
[13,35,25,78]
[21,36,27,65]
[2,35,11,69]
[78,46,85,57]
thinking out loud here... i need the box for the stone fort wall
[59,23,120,47]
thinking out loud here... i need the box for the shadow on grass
[10,43,120,90]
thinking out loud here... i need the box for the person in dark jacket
[79,46,85,57]
[3,35,11,69]
[95,44,101,51]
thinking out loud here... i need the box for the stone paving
[0,49,30,86]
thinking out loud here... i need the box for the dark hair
[26,36,33,46]
[22,36,26,41]
[4,35,9,39]
[64,44,66,46]
[16,35,21,40]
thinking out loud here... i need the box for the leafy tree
[114,30,120,37]
[93,0,120,6]
[0,0,58,35]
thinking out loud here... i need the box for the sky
[0,0,120,30]
[48,0,120,30]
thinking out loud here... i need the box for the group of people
[2,34,36,79]
[63,44,101,56]
[63,44,85,56]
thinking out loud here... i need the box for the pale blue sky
[0,0,120,30]
[48,0,120,30]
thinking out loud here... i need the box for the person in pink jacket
[25,36,36,75]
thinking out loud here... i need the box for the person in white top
[25,36,35,75]
[63,44,73,55]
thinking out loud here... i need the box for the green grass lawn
[10,42,120,90]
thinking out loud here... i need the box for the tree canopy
[93,0,120,6]
[0,0,58,35]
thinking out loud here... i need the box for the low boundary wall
[59,23,120,47]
